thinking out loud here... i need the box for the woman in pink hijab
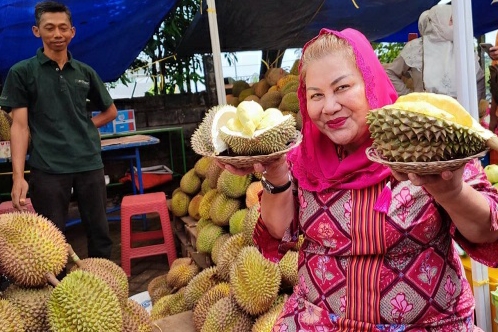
[223,28,498,331]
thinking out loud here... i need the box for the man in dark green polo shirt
[0,1,117,259]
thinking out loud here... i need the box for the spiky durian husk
[210,234,231,266]
[191,107,218,156]
[147,273,173,304]
[208,193,242,226]
[47,270,122,332]
[193,282,231,332]
[122,298,153,332]
[166,261,200,290]
[150,287,188,321]
[216,233,251,281]
[69,257,129,305]
[229,247,281,316]
[3,284,53,331]
[196,223,226,253]
[278,250,299,289]
[183,266,220,310]
[0,212,68,287]
[201,295,253,332]
[216,170,252,199]
[219,116,297,155]
[366,108,486,162]
[251,301,285,332]
[0,299,25,331]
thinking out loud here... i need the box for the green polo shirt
[0,48,113,173]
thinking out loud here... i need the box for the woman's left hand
[391,166,464,201]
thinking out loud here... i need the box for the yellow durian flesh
[395,92,474,128]
[235,100,265,136]
[258,107,284,130]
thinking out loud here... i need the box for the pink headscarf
[287,28,398,192]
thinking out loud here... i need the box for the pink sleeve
[450,159,498,267]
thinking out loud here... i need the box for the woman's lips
[327,117,347,129]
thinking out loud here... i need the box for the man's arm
[91,103,117,128]
[10,107,30,209]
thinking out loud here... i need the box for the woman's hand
[391,166,464,203]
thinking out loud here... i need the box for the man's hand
[11,178,29,211]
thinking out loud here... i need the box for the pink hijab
[287,28,398,192]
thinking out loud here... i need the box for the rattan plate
[366,146,488,175]
[208,131,303,168]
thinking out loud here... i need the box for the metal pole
[206,0,226,105]
[453,1,491,330]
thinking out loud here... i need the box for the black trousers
[29,167,112,259]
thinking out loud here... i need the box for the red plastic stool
[0,198,35,214]
[120,192,177,277]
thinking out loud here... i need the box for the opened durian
[191,101,297,156]
[366,92,497,162]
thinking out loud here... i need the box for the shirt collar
[36,47,74,67]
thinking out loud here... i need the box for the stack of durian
[151,161,301,331]
[225,60,302,130]
[0,109,12,142]
[0,211,153,332]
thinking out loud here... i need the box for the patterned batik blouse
[254,159,498,331]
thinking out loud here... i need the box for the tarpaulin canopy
[176,0,498,56]
[0,0,179,83]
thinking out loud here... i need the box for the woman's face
[305,52,370,152]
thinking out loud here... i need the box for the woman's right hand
[11,178,29,211]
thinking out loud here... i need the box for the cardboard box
[93,109,136,134]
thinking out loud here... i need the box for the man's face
[32,12,75,53]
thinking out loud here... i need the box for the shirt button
[60,75,63,78]
[56,68,59,71]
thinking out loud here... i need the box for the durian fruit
[205,162,223,189]
[231,80,251,98]
[170,257,195,270]
[3,284,53,331]
[278,250,299,289]
[217,170,252,199]
[183,266,221,310]
[0,110,12,141]
[229,208,248,235]
[46,270,122,332]
[208,193,242,226]
[280,79,299,96]
[196,217,213,233]
[243,95,260,103]
[226,94,239,107]
[200,178,212,194]
[219,105,297,156]
[171,190,191,217]
[166,260,200,290]
[251,300,285,332]
[150,287,188,320]
[122,298,153,332]
[289,59,300,76]
[193,282,231,332]
[366,92,494,162]
[216,233,252,281]
[194,156,212,179]
[68,248,129,305]
[210,233,231,266]
[253,79,271,98]
[0,212,67,287]
[230,246,281,316]
[191,104,237,156]
[180,169,202,195]
[198,188,218,220]
[238,87,255,102]
[147,273,173,304]
[242,203,261,245]
[196,223,226,254]
[188,194,204,220]
[0,299,25,331]
[279,91,300,113]
[201,295,253,332]
[245,181,263,208]
[265,68,288,86]
[276,74,299,91]
[259,90,283,110]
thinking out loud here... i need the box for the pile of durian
[226,61,301,130]
[162,156,300,331]
[0,211,152,332]
[366,92,498,162]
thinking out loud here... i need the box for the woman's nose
[323,95,341,114]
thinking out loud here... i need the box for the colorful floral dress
[254,159,498,331]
